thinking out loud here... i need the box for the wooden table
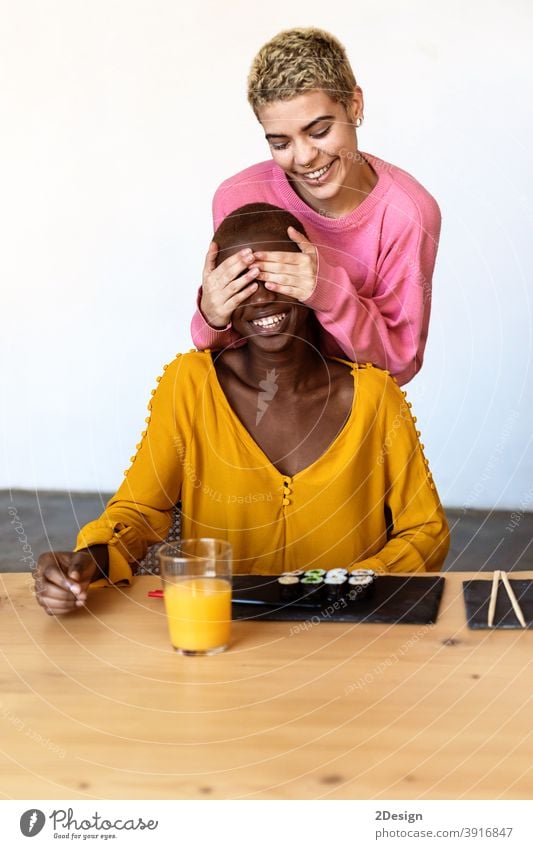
[0,571,531,800]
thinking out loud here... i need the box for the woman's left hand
[253,226,318,301]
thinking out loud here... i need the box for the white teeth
[306,162,331,180]
[251,312,287,328]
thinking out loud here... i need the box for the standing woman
[191,28,441,384]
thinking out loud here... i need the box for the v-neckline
[208,354,358,481]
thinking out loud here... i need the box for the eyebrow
[265,114,335,140]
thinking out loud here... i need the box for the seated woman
[34,203,449,615]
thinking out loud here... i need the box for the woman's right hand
[34,549,105,616]
[199,241,260,328]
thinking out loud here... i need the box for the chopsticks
[488,570,527,628]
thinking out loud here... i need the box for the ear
[347,86,364,125]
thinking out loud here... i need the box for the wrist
[200,306,229,330]
[83,545,110,580]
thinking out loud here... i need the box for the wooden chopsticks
[488,570,527,628]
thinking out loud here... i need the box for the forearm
[368,372,449,572]
[354,516,449,574]
[306,254,427,381]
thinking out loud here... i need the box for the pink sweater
[190,152,441,384]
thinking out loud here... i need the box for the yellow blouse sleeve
[355,373,450,574]
[74,356,186,584]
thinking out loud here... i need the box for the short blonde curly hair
[247,28,357,116]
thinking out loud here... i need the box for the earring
[355,116,364,128]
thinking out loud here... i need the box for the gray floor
[2,489,532,573]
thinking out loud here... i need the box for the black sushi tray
[231,574,445,625]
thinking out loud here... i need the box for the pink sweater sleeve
[306,196,441,385]
[190,294,242,351]
[190,188,243,350]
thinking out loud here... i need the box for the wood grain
[0,572,532,800]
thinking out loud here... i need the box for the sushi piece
[323,573,348,602]
[300,573,324,600]
[326,568,348,579]
[348,572,375,602]
[277,574,300,601]
[304,569,327,578]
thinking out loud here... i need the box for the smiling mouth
[301,160,335,181]
[251,312,287,329]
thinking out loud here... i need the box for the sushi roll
[301,574,324,585]
[281,569,304,577]
[323,573,348,602]
[277,574,300,601]
[300,573,324,600]
[348,572,375,602]
[304,569,327,578]
[326,568,348,579]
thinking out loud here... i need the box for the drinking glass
[158,538,232,655]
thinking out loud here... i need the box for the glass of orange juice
[158,539,232,655]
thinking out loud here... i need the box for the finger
[224,283,260,312]
[37,581,77,603]
[68,575,91,594]
[217,251,255,288]
[205,252,253,292]
[42,560,80,595]
[68,550,98,578]
[258,272,305,289]
[43,601,78,616]
[43,602,78,616]
[35,577,76,605]
[255,261,308,277]
[263,281,304,298]
[68,563,93,585]
[252,250,303,264]
[203,241,219,275]
[225,267,260,295]
[287,226,317,254]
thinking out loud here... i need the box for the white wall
[1,0,532,509]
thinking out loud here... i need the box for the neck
[242,336,324,394]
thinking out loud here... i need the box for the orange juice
[164,577,232,653]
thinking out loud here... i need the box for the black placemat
[463,579,533,629]
[232,574,445,625]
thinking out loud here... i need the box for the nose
[293,140,318,168]
[245,281,278,307]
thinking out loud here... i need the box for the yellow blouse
[75,352,449,581]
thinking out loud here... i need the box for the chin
[298,179,342,201]
[248,333,293,352]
